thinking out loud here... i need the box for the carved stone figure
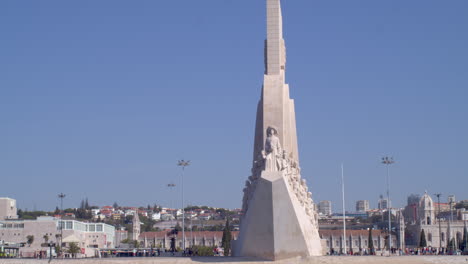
[264,127,282,171]
[281,150,290,173]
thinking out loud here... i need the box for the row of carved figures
[241,127,318,226]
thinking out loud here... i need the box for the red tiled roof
[319,229,384,237]
[139,231,240,240]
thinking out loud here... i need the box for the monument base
[233,171,322,260]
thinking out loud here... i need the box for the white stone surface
[235,0,322,260]
[235,171,322,260]
[0,197,18,220]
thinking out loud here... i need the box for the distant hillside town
[0,192,467,258]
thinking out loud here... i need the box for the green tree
[18,210,51,220]
[55,234,62,254]
[120,238,131,244]
[462,222,468,252]
[368,227,374,254]
[26,235,34,247]
[43,234,49,243]
[192,245,215,256]
[153,204,160,212]
[55,245,62,256]
[448,238,456,252]
[68,242,80,258]
[419,229,427,247]
[113,202,119,209]
[221,218,232,256]
[133,240,140,248]
[17,209,24,219]
[455,201,468,210]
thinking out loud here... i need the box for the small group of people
[405,247,464,255]
[181,246,224,257]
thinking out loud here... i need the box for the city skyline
[1,0,467,211]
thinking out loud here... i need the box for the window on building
[96,225,103,232]
[441,232,445,241]
[428,233,432,242]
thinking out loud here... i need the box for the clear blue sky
[1,0,467,212]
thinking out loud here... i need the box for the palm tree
[26,235,34,247]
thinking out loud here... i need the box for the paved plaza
[1,256,468,264]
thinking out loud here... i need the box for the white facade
[0,197,18,220]
[378,198,389,210]
[356,200,369,212]
[0,216,115,257]
[318,201,332,216]
[160,213,174,221]
[404,191,468,248]
[151,212,161,221]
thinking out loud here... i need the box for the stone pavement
[0,256,467,264]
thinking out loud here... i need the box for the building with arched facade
[319,229,389,254]
[138,231,239,249]
[404,191,467,249]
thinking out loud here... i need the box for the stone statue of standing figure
[264,126,282,171]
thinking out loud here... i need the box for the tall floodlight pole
[167,183,176,233]
[434,193,443,249]
[178,159,190,251]
[381,156,395,254]
[58,192,66,255]
[341,163,347,255]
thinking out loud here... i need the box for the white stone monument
[233,0,323,260]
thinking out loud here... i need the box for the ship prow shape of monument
[233,0,323,260]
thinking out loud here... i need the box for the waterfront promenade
[0,256,467,264]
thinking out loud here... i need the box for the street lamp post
[434,193,443,249]
[341,163,347,255]
[177,159,190,251]
[58,192,66,257]
[381,156,395,254]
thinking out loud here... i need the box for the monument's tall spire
[234,0,322,260]
[265,0,286,76]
